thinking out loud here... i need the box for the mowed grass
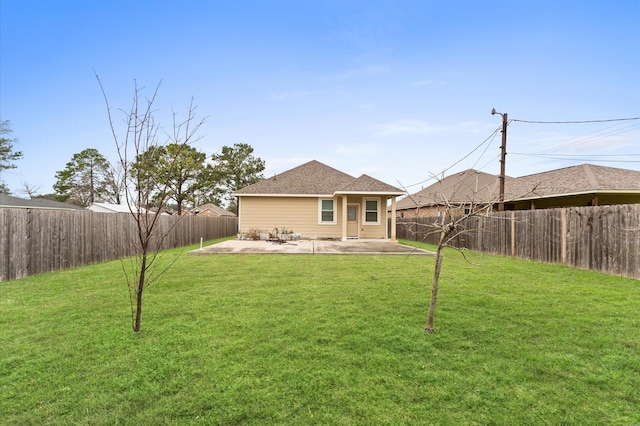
[1,239,638,425]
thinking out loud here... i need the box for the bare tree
[423,197,493,333]
[96,74,206,334]
[102,161,126,204]
[399,173,501,333]
[400,172,539,333]
[21,181,42,198]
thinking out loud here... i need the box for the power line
[512,117,640,124]
[400,125,502,189]
[399,115,639,192]
[512,153,640,157]
[510,153,640,163]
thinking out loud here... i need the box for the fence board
[397,204,640,280]
[0,209,238,282]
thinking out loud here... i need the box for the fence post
[510,211,516,257]
[561,208,567,265]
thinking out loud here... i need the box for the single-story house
[0,194,87,211]
[395,164,640,217]
[187,203,236,217]
[231,160,405,240]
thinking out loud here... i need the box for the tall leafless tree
[96,74,206,334]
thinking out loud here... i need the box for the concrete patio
[187,239,434,256]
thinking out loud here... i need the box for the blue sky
[1,0,639,196]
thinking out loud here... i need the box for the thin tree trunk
[425,227,448,333]
[133,254,147,334]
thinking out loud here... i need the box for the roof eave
[334,190,406,196]
[233,193,334,197]
[0,204,86,211]
[234,191,405,197]
[509,189,640,202]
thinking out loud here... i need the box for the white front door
[347,204,359,238]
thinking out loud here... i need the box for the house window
[319,198,336,224]
[363,198,380,225]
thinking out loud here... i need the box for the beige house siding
[238,195,390,239]
[347,195,389,239]
[238,196,342,239]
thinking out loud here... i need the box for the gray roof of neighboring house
[395,169,510,210]
[507,164,640,200]
[0,194,87,210]
[396,164,640,210]
[232,160,404,196]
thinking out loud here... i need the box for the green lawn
[1,239,638,425]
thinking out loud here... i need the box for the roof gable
[190,203,236,216]
[337,174,404,194]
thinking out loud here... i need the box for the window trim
[318,198,337,224]
[363,197,381,225]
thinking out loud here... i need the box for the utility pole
[492,108,508,211]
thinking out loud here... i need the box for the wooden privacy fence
[396,204,640,280]
[0,208,238,282]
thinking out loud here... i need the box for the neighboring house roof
[507,164,640,201]
[232,160,404,197]
[0,194,87,211]
[188,203,236,217]
[396,164,640,210]
[88,202,149,214]
[395,169,509,210]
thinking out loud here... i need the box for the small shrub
[247,228,261,241]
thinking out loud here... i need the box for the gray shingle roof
[396,164,640,209]
[232,160,404,196]
[395,169,508,209]
[336,174,404,194]
[0,194,87,210]
[507,164,640,200]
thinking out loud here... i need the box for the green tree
[0,120,23,194]
[54,148,116,206]
[210,143,265,209]
[132,143,207,215]
[187,163,225,208]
